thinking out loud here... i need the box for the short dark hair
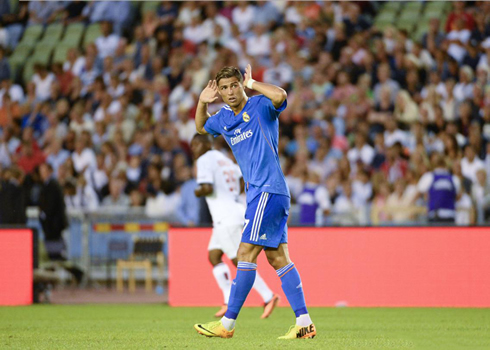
[215,66,243,85]
[192,133,212,145]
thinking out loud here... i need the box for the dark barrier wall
[169,227,490,307]
[0,229,33,305]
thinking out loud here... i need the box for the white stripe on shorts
[251,192,269,241]
[250,193,266,242]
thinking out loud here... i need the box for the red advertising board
[0,229,33,305]
[168,227,490,307]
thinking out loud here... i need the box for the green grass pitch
[1,305,490,349]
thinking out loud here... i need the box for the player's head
[215,66,246,108]
[191,133,212,160]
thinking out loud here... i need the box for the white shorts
[207,225,242,260]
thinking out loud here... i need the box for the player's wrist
[246,79,256,90]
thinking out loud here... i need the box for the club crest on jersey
[243,112,250,122]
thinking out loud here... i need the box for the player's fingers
[206,80,212,88]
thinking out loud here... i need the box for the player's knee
[208,253,222,266]
[267,255,289,270]
[236,246,255,263]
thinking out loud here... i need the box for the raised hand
[199,80,218,104]
[243,64,253,88]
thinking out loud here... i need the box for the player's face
[217,77,244,108]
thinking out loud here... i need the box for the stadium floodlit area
[1,305,490,350]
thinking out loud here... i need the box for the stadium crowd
[1,1,490,227]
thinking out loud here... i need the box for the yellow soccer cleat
[278,324,316,339]
[194,320,234,338]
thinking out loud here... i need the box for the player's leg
[194,242,262,338]
[265,243,316,339]
[226,226,277,313]
[209,249,231,317]
[208,228,232,317]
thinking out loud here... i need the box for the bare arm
[243,64,287,108]
[194,183,214,197]
[195,80,218,135]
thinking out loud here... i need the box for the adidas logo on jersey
[259,233,267,240]
[230,129,253,146]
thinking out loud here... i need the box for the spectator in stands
[61,0,86,25]
[64,175,99,212]
[445,1,474,33]
[0,166,27,224]
[461,144,485,183]
[297,171,331,226]
[374,63,400,104]
[39,163,68,260]
[16,140,45,175]
[176,165,200,226]
[1,1,28,49]
[415,153,461,224]
[95,21,120,60]
[101,178,130,211]
[46,138,70,176]
[27,1,62,26]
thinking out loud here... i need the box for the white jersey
[196,150,245,227]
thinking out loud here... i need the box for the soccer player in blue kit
[194,65,316,340]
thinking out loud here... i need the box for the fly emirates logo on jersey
[230,128,253,146]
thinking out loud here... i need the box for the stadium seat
[141,1,159,15]
[52,43,75,64]
[61,23,85,47]
[404,2,424,13]
[18,24,44,47]
[383,1,403,14]
[425,1,450,14]
[9,0,18,13]
[374,12,396,30]
[116,237,165,294]
[39,23,65,47]
[396,11,419,33]
[32,44,54,66]
[423,8,445,22]
[22,57,36,84]
[83,23,101,47]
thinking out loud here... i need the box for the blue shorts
[241,192,290,248]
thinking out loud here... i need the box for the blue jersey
[204,95,290,203]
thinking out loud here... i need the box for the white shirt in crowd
[446,29,471,62]
[455,193,473,226]
[461,156,485,183]
[196,149,245,228]
[347,144,375,168]
[65,185,99,212]
[246,33,271,57]
[0,84,25,107]
[145,192,180,218]
[385,129,409,148]
[232,5,255,33]
[72,148,97,174]
[95,34,120,59]
[32,73,56,101]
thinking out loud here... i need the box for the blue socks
[224,262,257,319]
[277,262,308,317]
[223,261,309,322]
